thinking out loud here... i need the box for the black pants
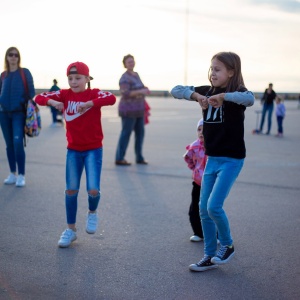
[189,181,203,238]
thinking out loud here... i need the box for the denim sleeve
[224,91,255,107]
[170,85,195,100]
[24,69,35,99]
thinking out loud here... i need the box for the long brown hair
[4,47,21,72]
[208,52,246,92]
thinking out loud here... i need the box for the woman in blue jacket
[0,47,35,187]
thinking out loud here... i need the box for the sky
[0,0,300,92]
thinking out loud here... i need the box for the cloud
[249,0,300,13]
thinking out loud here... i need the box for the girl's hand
[199,98,209,109]
[191,92,208,110]
[48,100,64,112]
[208,93,225,108]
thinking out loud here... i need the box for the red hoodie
[35,88,116,151]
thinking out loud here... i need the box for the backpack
[19,68,42,137]
[24,98,41,137]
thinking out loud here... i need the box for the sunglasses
[8,53,19,58]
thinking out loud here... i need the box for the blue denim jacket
[0,68,35,112]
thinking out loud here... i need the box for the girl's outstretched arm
[225,91,255,107]
[170,85,195,100]
[209,91,255,108]
[171,85,209,109]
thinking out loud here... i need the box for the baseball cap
[66,62,93,80]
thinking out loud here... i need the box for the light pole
[184,0,189,85]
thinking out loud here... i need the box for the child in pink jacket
[184,119,207,242]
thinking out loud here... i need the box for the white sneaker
[4,173,17,184]
[15,175,25,187]
[190,235,203,242]
[58,229,77,248]
[86,212,98,234]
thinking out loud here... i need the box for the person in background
[49,79,62,127]
[183,118,206,243]
[0,46,35,187]
[171,51,254,272]
[275,96,286,137]
[259,83,277,135]
[35,62,116,248]
[115,54,150,166]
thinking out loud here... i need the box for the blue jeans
[50,106,62,123]
[115,116,145,162]
[260,103,274,133]
[50,106,58,123]
[277,116,284,133]
[0,112,26,175]
[65,148,102,224]
[200,156,244,257]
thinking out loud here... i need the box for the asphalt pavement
[0,97,299,300]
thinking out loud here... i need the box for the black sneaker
[189,256,218,272]
[211,245,235,265]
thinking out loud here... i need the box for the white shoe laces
[197,256,211,265]
[216,245,228,257]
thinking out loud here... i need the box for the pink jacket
[183,139,207,186]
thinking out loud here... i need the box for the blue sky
[1,0,299,92]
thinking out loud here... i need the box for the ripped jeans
[65,148,102,224]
